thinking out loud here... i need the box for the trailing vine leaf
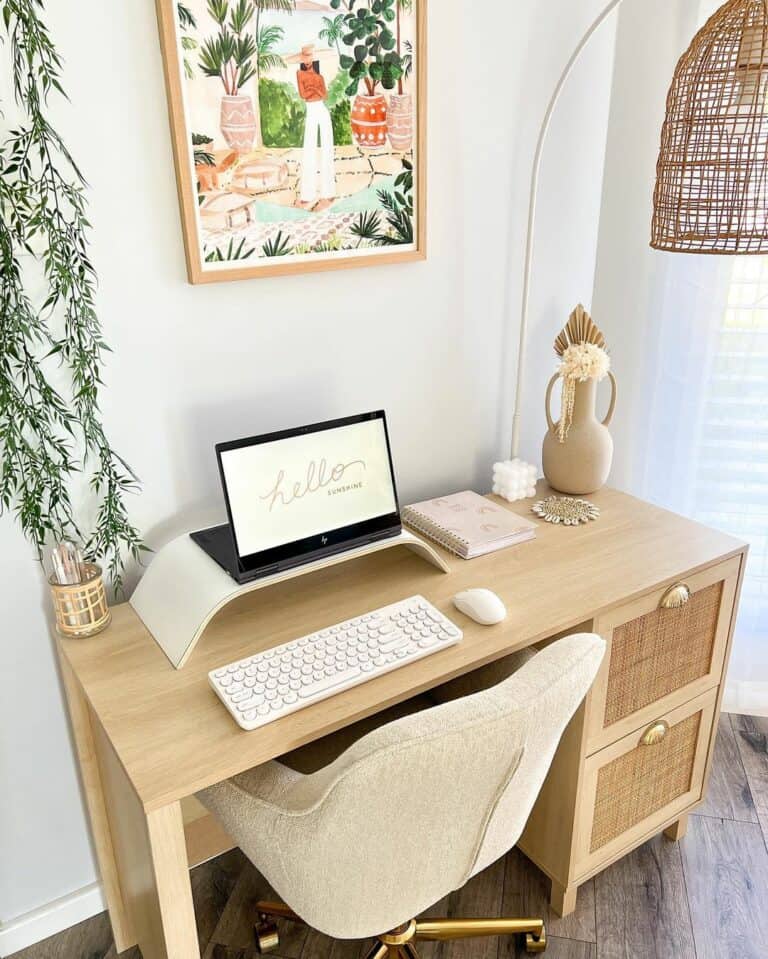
[0,0,145,594]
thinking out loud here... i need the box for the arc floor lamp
[510,0,768,459]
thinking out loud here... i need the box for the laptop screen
[216,412,400,572]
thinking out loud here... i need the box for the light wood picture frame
[154,0,427,284]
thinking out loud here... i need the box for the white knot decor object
[492,459,538,503]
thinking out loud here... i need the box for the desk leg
[550,880,578,917]
[90,720,200,959]
[59,656,136,952]
[664,814,689,842]
[145,804,200,959]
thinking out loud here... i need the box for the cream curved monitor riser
[129,529,450,669]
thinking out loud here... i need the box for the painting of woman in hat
[289,42,336,212]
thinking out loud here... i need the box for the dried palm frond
[554,304,607,356]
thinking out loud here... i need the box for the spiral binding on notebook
[402,509,469,558]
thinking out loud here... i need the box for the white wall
[0,0,615,946]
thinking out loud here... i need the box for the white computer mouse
[452,588,507,626]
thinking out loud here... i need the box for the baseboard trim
[723,680,768,718]
[0,882,105,958]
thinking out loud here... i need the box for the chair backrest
[268,633,605,935]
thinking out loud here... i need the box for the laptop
[191,411,402,584]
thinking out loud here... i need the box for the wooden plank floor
[11,713,768,959]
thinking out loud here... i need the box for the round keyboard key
[324,666,335,676]
[270,700,282,710]
[361,661,375,671]
[258,704,270,715]
[330,626,340,634]
[253,683,265,694]
[324,656,335,666]
[268,667,280,679]
[301,676,313,685]
[290,669,301,680]
[232,690,249,702]
[227,664,239,673]
[244,677,256,688]
[298,637,309,646]
[289,680,301,691]
[219,676,233,687]
[278,684,290,695]
[419,639,436,648]
[244,710,257,722]
[266,679,278,690]
[287,642,298,651]
[284,692,298,704]
[228,682,244,694]
[395,648,409,658]
[265,690,278,701]
[233,670,245,681]
[214,668,227,678]
[374,655,387,666]
[301,665,313,676]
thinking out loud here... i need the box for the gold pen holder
[49,563,112,638]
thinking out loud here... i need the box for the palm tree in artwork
[253,0,296,148]
[319,14,345,57]
[395,0,413,95]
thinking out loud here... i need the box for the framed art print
[155,0,426,283]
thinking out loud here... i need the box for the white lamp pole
[510,0,626,459]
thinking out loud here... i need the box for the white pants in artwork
[300,100,336,203]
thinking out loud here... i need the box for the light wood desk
[58,485,747,959]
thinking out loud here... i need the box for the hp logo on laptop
[321,536,328,545]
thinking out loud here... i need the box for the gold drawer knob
[660,583,691,609]
[640,721,670,746]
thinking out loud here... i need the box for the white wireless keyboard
[209,595,462,731]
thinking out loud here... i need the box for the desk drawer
[587,558,739,753]
[575,687,717,880]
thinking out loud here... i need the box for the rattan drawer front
[576,688,717,879]
[588,558,739,753]
[605,581,722,727]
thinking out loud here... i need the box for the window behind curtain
[691,256,768,690]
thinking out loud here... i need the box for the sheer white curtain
[639,255,767,714]
[591,0,767,715]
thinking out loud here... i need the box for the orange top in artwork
[297,68,327,102]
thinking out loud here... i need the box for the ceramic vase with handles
[542,373,617,495]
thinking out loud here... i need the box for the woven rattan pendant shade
[652,0,768,254]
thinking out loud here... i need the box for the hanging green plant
[0,0,145,594]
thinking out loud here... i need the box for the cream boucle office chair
[199,633,605,956]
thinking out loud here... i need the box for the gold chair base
[255,902,547,955]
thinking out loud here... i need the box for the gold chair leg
[364,943,393,959]
[254,901,306,954]
[256,901,303,924]
[414,918,545,942]
[399,941,421,959]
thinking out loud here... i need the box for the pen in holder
[49,550,111,638]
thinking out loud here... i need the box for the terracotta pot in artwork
[351,94,387,150]
[220,95,257,154]
[542,374,617,495]
[387,93,413,152]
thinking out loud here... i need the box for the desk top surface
[60,484,745,811]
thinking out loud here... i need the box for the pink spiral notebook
[402,491,536,560]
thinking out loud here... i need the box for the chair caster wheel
[255,920,280,953]
[525,928,547,953]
